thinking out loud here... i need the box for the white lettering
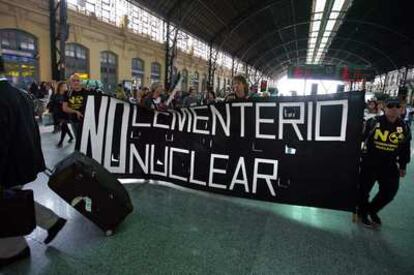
[210,105,230,137]
[208,154,228,189]
[307,102,313,141]
[104,98,129,173]
[256,102,277,140]
[190,106,210,135]
[190,151,207,186]
[232,102,253,137]
[80,96,108,163]
[153,111,170,129]
[229,157,249,193]
[129,144,149,174]
[315,100,348,141]
[169,147,189,182]
[132,105,151,127]
[278,102,305,141]
[252,158,278,197]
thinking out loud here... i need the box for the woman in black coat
[55,81,74,147]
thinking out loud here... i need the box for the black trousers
[58,121,73,144]
[358,161,400,215]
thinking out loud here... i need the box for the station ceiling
[131,0,413,79]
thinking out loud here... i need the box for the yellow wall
[0,0,234,91]
[0,0,52,81]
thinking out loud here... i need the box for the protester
[400,101,414,127]
[225,75,249,102]
[62,73,89,141]
[47,87,57,133]
[55,81,74,147]
[203,88,216,105]
[115,83,127,101]
[183,87,199,107]
[39,82,48,99]
[0,49,67,267]
[358,96,411,227]
[29,81,39,97]
[364,99,381,121]
[132,87,139,100]
[144,82,167,111]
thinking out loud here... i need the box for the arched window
[132,58,145,88]
[65,43,89,79]
[192,71,199,93]
[101,51,118,92]
[0,29,38,89]
[181,69,188,92]
[151,62,161,84]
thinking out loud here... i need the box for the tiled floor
[1,126,414,274]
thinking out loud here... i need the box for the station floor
[1,126,414,275]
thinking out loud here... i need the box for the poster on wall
[77,92,365,212]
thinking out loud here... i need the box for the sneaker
[56,143,63,148]
[359,214,374,228]
[369,211,382,226]
[44,218,67,244]
[0,246,30,268]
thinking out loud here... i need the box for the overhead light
[314,0,326,13]
[312,21,321,32]
[323,30,332,37]
[307,0,351,64]
[330,11,340,20]
[320,37,328,44]
[314,13,323,20]
[332,0,346,11]
[325,20,335,31]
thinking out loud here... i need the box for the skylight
[306,0,351,64]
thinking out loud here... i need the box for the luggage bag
[48,152,133,236]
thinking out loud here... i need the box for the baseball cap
[384,97,401,108]
[384,97,400,105]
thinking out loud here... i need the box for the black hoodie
[362,115,411,170]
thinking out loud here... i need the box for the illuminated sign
[288,65,375,81]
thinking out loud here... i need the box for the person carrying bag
[0,48,67,268]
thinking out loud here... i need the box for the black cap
[384,97,400,105]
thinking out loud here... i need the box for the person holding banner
[225,75,249,102]
[359,97,411,228]
[144,82,167,111]
[0,49,67,267]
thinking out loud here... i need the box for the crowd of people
[1,45,413,267]
[115,74,277,111]
[25,73,262,147]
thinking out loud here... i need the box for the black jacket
[362,115,411,170]
[0,79,46,188]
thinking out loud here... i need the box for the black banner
[78,92,365,212]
